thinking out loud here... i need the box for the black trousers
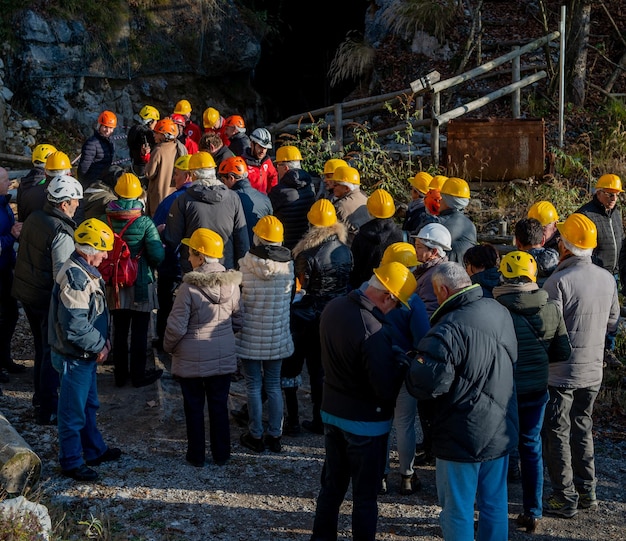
[112,309,150,385]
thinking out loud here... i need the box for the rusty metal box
[446,118,545,181]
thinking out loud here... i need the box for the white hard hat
[47,174,84,202]
[412,223,452,252]
[250,127,272,149]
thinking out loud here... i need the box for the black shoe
[86,447,122,466]
[302,419,324,435]
[231,405,250,427]
[186,457,206,468]
[265,435,282,453]
[508,460,521,482]
[240,432,265,453]
[4,360,26,374]
[36,412,57,426]
[62,464,99,482]
[0,370,8,383]
[132,369,163,388]
[399,472,422,495]
[516,513,539,533]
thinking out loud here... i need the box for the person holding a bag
[101,172,164,388]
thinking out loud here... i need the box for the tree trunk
[0,412,41,494]
[565,0,592,106]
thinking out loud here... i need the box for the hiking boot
[302,419,324,435]
[516,513,539,533]
[240,432,265,453]
[577,491,598,510]
[264,435,282,453]
[86,447,122,466]
[544,493,578,518]
[378,475,388,495]
[62,464,99,482]
[399,472,422,495]
[132,369,163,388]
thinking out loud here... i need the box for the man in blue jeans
[406,262,519,541]
[49,218,122,482]
[310,262,416,541]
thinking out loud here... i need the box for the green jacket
[102,198,164,304]
[493,284,571,396]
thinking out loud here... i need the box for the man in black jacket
[310,262,416,541]
[406,262,518,541]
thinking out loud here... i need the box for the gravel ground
[1,312,626,540]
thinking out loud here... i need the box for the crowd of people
[0,98,623,540]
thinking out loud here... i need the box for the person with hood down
[269,145,316,250]
[349,188,403,290]
[236,216,294,454]
[16,143,57,222]
[77,111,117,189]
[462,243,501,298]
[164,228,242,467]
[437,177,477,263]
[281,199,353,436]
[165,151,249,273]
[101,173,164,388]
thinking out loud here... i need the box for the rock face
[3,3,262,141]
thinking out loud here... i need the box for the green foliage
[380,0,459,43]
[0,506,46,541]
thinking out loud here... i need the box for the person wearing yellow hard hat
[202,106,230,148]
[331,165,371,246]
[527,200,560,252]
[437,177,477,263]
[310,260,416,540]
[406,261,518,540]
[281,199,353,436]
[316,158,348,201]
[145,117,188,217]
[127,105,160,178]
[102,172,165,388]
[17,144,59,222]
[235,215,294,454]
[349,188,403,290]
[173,99,201,145]
[542,212,619,518]
[50,217,121,482]
[403,171,433,233]
[269,145,316,250]
[163,227,243,467]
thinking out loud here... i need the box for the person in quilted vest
[164,228,242,467]
[102,173,164,388]
[236,215,294,453]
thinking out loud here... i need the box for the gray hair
[368,274,386,291]
[45,168,71,177]
[561,236,593,257]
[335,181,359,192]
[431,261,472,291]
[282,160,301,169]
[75,243,100,256]
[193,168,219,186]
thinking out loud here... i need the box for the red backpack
[98,215,142,307]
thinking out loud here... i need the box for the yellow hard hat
[174,155,192,171]
[367,188,395,219]
[323,158,349,176]
[139,105,160,123]
[528,201,559,226]
[429,175,448,191]
[275,145,303,163]
[45,151,71,171]
[189,151,216,170]
[174,99,192,115]
[74,218,114,251]
[499,251,538,282]
[182,228,224,258]
[114,172,143,199]
[410,172,433,195]
[253,215,284,243]
[596,173,623,193]
[332,165,360,185]
[203,107,220,129]
[373,261,417,308]
[307,199,337,227]
[557,213,597,250]
[32,144,57,165]
[441,177,470,198]
[380,242,418,268]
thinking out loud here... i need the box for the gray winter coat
[164,262,242,378]
[542,255,619,388]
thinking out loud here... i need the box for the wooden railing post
[512,46,521,118]
[431,91,441,166]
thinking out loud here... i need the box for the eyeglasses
[599,190,619,199]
